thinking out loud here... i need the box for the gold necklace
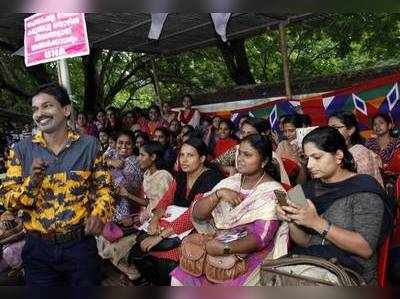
[241,172,265,191]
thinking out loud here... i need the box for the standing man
[0,84,114,286]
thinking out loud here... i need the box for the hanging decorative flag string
[269,105,278,129]
[387,83,399,111]
[352,93,368,116]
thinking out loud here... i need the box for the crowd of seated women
[71,93,399,286]
[2,92,399,286]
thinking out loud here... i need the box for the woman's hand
[117,185,130,198]
[276,204,292,222]
[281,199,325,232]
[160,227,175,239]
[271,131,280,146]
[108,159,124,169]
[205,239,225,256]
[140,235,163,252]
[147,220,161,235]
[217,188,244,206]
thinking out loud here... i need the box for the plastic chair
[377,176,400,287]
[396,175,400,209]
[378,235,391,287]
[376,176,400,287]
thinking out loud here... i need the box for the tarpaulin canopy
[0,13,329,55]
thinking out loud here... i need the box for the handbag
[180,233,247,283]
[102,222,124,243]
[180,233,213,277]
[102,221,139,243]
[128,230,181,262]
[260,254,366,286]
[204,254,247,283]
[0,213,24,246]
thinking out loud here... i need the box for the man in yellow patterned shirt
[0,83,114,286]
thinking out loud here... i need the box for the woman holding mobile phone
[276,126,392,284]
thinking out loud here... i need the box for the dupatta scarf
[192,174,289,259]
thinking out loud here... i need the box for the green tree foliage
[246,13,400,85]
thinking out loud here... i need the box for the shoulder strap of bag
[262,255,365,286]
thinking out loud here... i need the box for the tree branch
[0,76,30,98]
[104,60,148,103]
[158,73,205,92]
[99,50,114,87]
[294,45,338,76]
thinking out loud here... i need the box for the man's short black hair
[31,83,71,107]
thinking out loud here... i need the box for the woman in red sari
[213,119,238,159]
[365,113,400,197]
[178,94,201,129]
[130,137,222,285]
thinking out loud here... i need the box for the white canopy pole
[57,59,75,129]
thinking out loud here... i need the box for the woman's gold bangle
[215,190,221,201]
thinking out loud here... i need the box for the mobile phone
[274,190,288,207]
[287,184,308,208]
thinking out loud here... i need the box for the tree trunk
[83,50,100,113]
[218,38,255,85]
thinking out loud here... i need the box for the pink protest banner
[24,13,90,67]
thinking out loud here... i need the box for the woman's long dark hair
[241,134,281,182]
[141,141,166,170]
[302,126,357,173]
[242,117,271,136]
[182,137,208,158]
[329,111,364,145]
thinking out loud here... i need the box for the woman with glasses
[328,111,383,186]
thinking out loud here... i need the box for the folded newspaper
[139,205,192,240]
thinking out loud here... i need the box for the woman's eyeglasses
[329,125,346,130]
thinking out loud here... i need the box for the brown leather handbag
[204,254,247,283]
[180,233,247,283]
[180,233,212,277]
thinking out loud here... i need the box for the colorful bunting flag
[196,73,400,130]
[387,83,399,111]
[352,93,368,116]
[269,105,278,129]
